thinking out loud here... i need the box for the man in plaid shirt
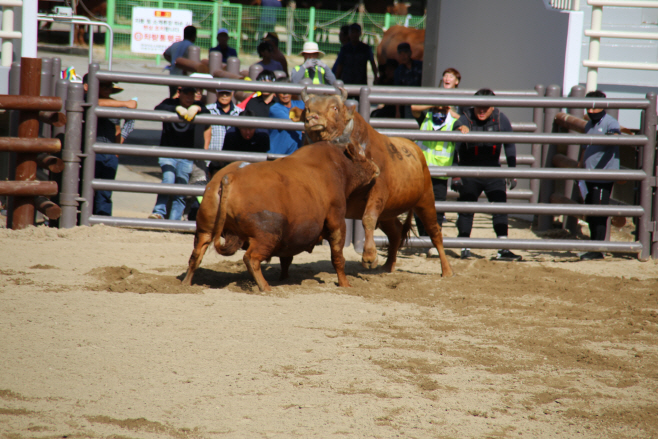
[204,87,242,169]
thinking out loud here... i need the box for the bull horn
[339,87,348,102]
[300,87,309,103]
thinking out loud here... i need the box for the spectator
[393,42,422,118]
[209,28,238,61]
[82,74,137,216]
[334,23,378,86]
[205,86,243,168]
[262,32,288,74]
[149,86,210,221]
[412,67,462,119]
[245,70,278,118]
[332,24,352,75]
[451,88,521,261]
[268,79,305,155]
[291,42,337,85]
[163,25,197,98]
[219,111,270,171]
[257,41,284,72]
[577,90,622,261]
[414,105,458,247]
[370,59,399,118]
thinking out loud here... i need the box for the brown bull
[376,25,425,67]
[291,91,453,277]
[182,141,380,292]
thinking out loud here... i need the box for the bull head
[293,91,356,143]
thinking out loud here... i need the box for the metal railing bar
[378,129,647,145]
[367,93,651,109]
[582,60,658,71]
[585,30,658,40]
[428,166,646,180]
[88,215,196,231]
[375,236,642,253]
[435,201,643,217]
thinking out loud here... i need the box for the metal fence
[66,63,657,260]
[105,0,425,61]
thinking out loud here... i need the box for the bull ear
[300,87,309,103]
[339,87,348,102]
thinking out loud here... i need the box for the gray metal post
[80,63,100,225]
[249,63,263,82]
[207,51,223,105]
[51,57,61,95]
[60,82,85,229]
[53,79,69,138]
[421,0,441,87]
[537,84,561,231]
[564,85,586,233]
[186,45,201,65]
[530,84,545,205]
[40,58,53,138]
[640,93,657,259]
[226,57,240,76]
[352,86,372,253]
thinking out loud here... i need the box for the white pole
[585,4,602,92]
[20,0,36,58]
[1,8,14,66]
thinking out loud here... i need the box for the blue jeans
[93,153,119,216]
[152,157,193,220]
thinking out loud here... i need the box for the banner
[131,7,193,55]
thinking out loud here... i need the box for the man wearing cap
[149,85,211,221]
[334,23,378,86]
[204,84,242,162]
[164,25,197,98]
[209,28,238,62]
[82,74,137,217]
[291,42,337,85]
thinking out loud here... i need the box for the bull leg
[325,218,351,287]
[378,218,404,273]
[414,198,454,278]
[182,232,212,285]
[279,256,293,280]
[243,246,271,292]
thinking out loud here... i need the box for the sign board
[131,7,193,55]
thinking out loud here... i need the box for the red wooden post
[13,57,42,230]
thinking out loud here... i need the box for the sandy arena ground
[1,213,657,439]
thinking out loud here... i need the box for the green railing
[105,0,425,62]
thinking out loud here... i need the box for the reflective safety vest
[292,65,327,85]
[417,112,457,179]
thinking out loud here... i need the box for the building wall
[434,0,570,122]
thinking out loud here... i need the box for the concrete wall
[433,0,570,122]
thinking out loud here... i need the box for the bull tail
[401,211,414,247]
[212,174,233,253]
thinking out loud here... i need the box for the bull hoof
[382,262,395,273]
[181,274,193,286]
[361,256,379,269]
[441,269,454,278]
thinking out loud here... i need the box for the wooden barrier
[1,57,64,230]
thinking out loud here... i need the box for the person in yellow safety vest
[414,105,457,244]
[291,42,337,85]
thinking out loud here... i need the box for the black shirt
[223,128,270,153]
[154,97,210,148]
[245,95,277,118]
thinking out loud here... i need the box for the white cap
[299,41,325,58]
[189,73,213,79]
[217,28,229,35]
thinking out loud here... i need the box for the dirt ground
[1,214,657,439]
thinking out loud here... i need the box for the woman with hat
[291,42,337,85]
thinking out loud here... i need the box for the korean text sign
[131,7,193,55]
